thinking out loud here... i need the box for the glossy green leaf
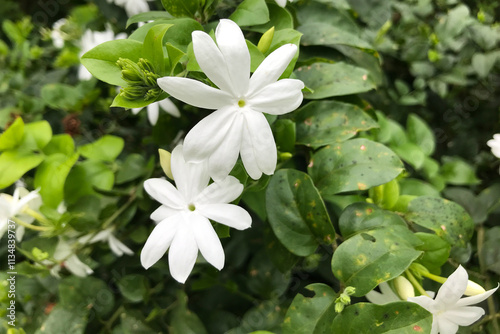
[338,203,406,239]
[282,284,337,334]
[404,196,474,247]
[170,291,208,334]
[391,142,425,170]
[406,114,435,156]
[309,138,404,196]
[64,160,115,204]
[43,134,75,156]
[295,62,375,99]
[440,156,480,185]
[34,305,87,334]
[34,152,79,208]
[443,187,488,224]
[118,274,148,303]
[116,153,146,184]
[266,169,335,256]
[331,302,432,333]
[81,39,143,86]
[0,117,24,151]
[0,150,44,189]
[24,120,52,150]
[59,276,114,316]
[272,119,296,153]
[399,179,440,198]
[246,251,290,299]
[480,226,500,275]
[79,135,124,162]
[299,22,373,50]
[294,101,378,148]
[161,0,200,18]
[248,3,293,33]
[331,226,422,296]
[41,83,83,110]
[229,0,269,27]
[143,24,172,75]
[126,11,174,28]
[415,232,451,272]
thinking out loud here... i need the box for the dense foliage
[1,0,500,333]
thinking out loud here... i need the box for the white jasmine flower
[79,28,127,81]
[51,18,67,49]
[365,282,401,305]
[408,265,499,334]
[487,134,500,158]
[274,0,290,7]
[132,98,181,125]
[0,187,41,240]
[157,19,304,181]
[108,0,150,17]
[50,238,94,278]
[79,228,133,257]
[141,145,252,283]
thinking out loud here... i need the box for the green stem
[420,271,447,284]
[102,191,136,229]
[24,208,53,226]
[406,270,430,297]
[12,217,49,232]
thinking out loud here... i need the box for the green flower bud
[120,86,146,100]
[394,276,415,300]
[335,302,345,313]
[138,58,156,73]
[159,149,174,179]
[344,286,356,296]
[258,26,275,54]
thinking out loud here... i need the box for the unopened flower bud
[344,286,356,296]
[335,302,345,313]
[464,280,486,296]
[394,276,415,300]
[258,26,275,54]
[159,149,174,179]
[138,58,156,73]
[120,86,146,100]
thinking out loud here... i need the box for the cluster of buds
[335,286,356,313]
[117,57,162,101]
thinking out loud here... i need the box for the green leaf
[126,11,174,28]
[404,196,474,247]
[79,135,124,162]
[294,101,378,148]
[267,28,302,78]
[309,138,404,196]
[399,179,440,198]
[480,226,500,275]
[440,156,480,185]
[331,302,432,333]
[266,169,335,256]
[34,305,88,334]
[0,117,24,151]
[59,276,115,316]
[170,291,208,334]
[295,62,375,99]
[406,114,435,156]
[246,251,290,299]
[0,150,44,189]
[282,284,337,334]
[118,274,148,303]
[299,22,373,50]
[415,233,451,272]
[143,24,173,75]
[81,39,143,86]
[443,187,488,224]
[248,3,293,33]
[229,0,270,27]
[338,203,407,239]
[24,120,52,150]
[41,83,83,110]
[331,226,422,296]
[34,153,79,208]
[391,142,425,170]
[161,0,200,18]
[116,154,146,184]
[43,134,75,156]
[272,119,296,153]
[67,194,101,231]
[64,160,115,204]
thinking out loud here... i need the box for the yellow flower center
[188,203,196,211]
[238,99,246,107]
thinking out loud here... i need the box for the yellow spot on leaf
[358,183,367,190]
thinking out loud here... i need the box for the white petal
[109,234,133,256]
[12,188,40,215]
[143,178,185,208]
[192,31,235,95]
[159,98,181,117]
[435,265,468,308]
[183,106,238,162]
[442,306,485,326]
[248,43,298,95]
[248,79,304,115]
[89,230,111,243]
[147,102,160,125]
[435,316,459,334]
[157,76,234,109]
[207,112,244,181]
[141,215,179,269]
[168,215,198,283]
[197,203,252,230]
[65,255,93,277]
[215,19,250,96]
[456,284,499,307]
[408,296,436,312]
[365,283,400,305]
[194,176,243,205]
[151,205,182,222]
[244,111,277,175]
[170,145,210,201]
[275,0,288,7]
[240,123,262,179]
[190,213,224,270]
[131,107,142,115]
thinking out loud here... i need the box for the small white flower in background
[157,19,304,181]
[274,0,290,7]
[51,18,67,49]
[0,187,41,241]
[79,228,133,257]
[79,27,127,81]
[487,134,500,158]
[141,145,252,283]
[49,238,94,278]
[108,0,150,17]
[365,282,402,305]
[408,265,499,334]
[132,98,181,125]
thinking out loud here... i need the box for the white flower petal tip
[408,265,500,333]
[142,145,250,283]
[487,133,500,158]
[163,20,303,181]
